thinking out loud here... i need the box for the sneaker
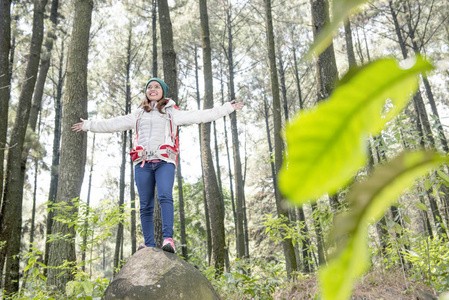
[137,244,147,251]
[162,238,176,253]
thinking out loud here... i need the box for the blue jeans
[134,161,175,247]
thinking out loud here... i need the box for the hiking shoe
[162,238,176,253]
[137,244,147,251]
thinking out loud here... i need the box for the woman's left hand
[230,100,244,111]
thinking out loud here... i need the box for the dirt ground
[273,268,438,300]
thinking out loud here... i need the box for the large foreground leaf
[279,57,432,205]
[320,151,448,300]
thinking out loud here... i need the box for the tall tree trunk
[0,0,12,200]
[158,0,180,249]
[263,0,297,277]
[158,0,177,99]
[29,129,40,250]
[213,121,223,196]
[129,143,137,253]
[44,38,65,272]
[16,0,59,283]
[225,6,246,260]
[152,0,157,77]
[195,44,212,263]
[309,0,339,265]
[310,0,338,101]
[263,95,277,206]
[292,46,304,110]
[199,0,226,274]
[113,129,127,276]
[47,0,93,290]
[114,19,134,275]
[277,51,289,120]
[0,0,48,291]
[366,139,389,257]
[290,45,314,272]
[82,135,95,272]
[344,19,357,68]
[220,69,237,257]
[125,23,137,254]
[176,141,188,260]
[29,110,42,250]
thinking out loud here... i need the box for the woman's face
[146,82,164,101]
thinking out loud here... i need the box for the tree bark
[195,44,212,264]
[310,0,338,101]
[220,71,237,258]
[47,0,93,291]
[29,116,41,250]
[292,46,304,110]
[309,0,339,265]
[176,141,188,260]
[16,0,59,284]
[129,143,137,253]
[152,0,158,77]
[225,6,246,260]
[82,135,95,272]
[0,0,48,291]
[0,0,12,200]
[344,19,357,68]
[277,50,289,120]
[113,129,127,276]
[199,0,226,274]
[125,23,137,254]
[158,0,178,99]
[44,38,65,272]
[263,0,297,277]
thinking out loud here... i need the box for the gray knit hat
[145,78,169,97]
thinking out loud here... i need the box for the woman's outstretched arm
[71,112,137,133]
[173,100,244,126]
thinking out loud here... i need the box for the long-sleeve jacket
[82,99,234,165]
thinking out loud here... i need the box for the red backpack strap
[167,107,180,165]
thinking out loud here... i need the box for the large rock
[103,247,220,300]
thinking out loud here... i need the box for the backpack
[130,106,180,166]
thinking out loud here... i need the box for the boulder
[103,247,220,300]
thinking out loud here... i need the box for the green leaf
[423,179,433,191]
[279,57,433,205]
[403,214,411,224]
[437,170,449,185]
[320,151,448,300]
[414,201,428,211]
[306,0,367,59]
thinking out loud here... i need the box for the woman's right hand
[72,118,85,132]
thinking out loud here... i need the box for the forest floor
[273,267,438,300]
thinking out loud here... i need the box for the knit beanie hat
[145,78,169,98]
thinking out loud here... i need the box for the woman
[72,78,244,253]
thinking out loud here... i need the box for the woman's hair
[140,97,169,114]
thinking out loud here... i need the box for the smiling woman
[72,77,243,255]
